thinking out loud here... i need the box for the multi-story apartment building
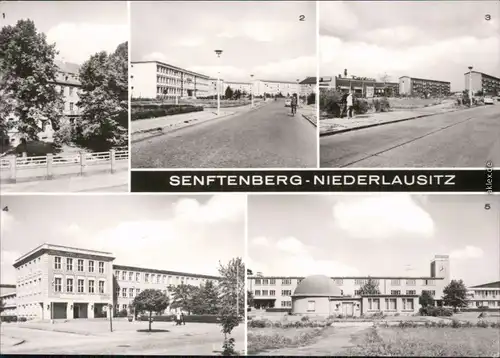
[319,75,399,97]
[248,255,450,310]
[5,244,219,320]
[113,265,218,314]
[253,80,301,97]
[4,61,83,148]
[130,61,210,100]
[399,76,450,97]
[0,284,17,316]
[299,77,317,97]
[464,71,500,96]
[467,281,500,309]
[13,244,115,320]
[224,81,252,95]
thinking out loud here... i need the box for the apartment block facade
[253,79,301,97]
[6,244,219,320]
[248,255,450,310]
[467,281,500,309]
[464,71,500,96]
[399,76,450,97]
[130,61,210,100]
[319,76,399,97]
[299,77,317,97]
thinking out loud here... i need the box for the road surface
[132,101,317,168]
[320,105,500,167]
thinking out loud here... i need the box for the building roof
[292,275,343,297]
[54,60,81,75]
[257,79,299,85]
[469,281,500,289]
[463,71,500,81]
[249,275,444,280]
[131,60,210,79]
[53,60,81,86]
[112,264,219,281]
[299,77,317,85]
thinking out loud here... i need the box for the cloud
[319,1,359,35]
[450,246,484,259]
[253,56,316,81]
[251,236,270,247]
[0,210,15,234]
[173,195,245,224]
[332,195,434,240]
[46,22,128,64]
[276,237,307,255]
[142,52,168,62]
[174,37,205,47]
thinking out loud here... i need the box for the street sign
[366,86,374,98]
[102,305,108,312]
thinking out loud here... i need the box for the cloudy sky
[0,1,128,64]
[131,1,316,82]
[0,195,245,283]
[320,1,500,91]
[248,194,500,287]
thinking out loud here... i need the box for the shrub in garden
[139,314,219,323]
[115,309,128,318]
[19,317,27,322]
[131,105,204,121]
[301,316,310,322]
[320,89,342,117]
[451,319,462,328]
[419,306,453,317]
[0,315,18,323]
[307,92,316,105]
[477,320,489,328]
[353,99,369,114]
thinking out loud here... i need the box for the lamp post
[468,66,473,106]
[250,74,254,107]
[215,50,223,115]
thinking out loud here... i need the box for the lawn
[344,326,500,357]
[387,97,443,109]
[247,327,326,355]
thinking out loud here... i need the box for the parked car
[284,98,292,107]
[484,96,494,105]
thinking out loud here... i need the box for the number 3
[485,14,491,21]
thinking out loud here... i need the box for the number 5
[485,204,491,210]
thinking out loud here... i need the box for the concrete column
[79,151,86,176]
[67,302,73,320]
[89,303,95,318]
[110,149,116,174]
[9,156,16,183]
[46,153,53,179]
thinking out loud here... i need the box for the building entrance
[342,302,354,317]
[73,303,89,319]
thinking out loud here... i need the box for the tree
[169,283,197,314]
[201,280,220,315]
[132,289,169,331]
[225,86,234,100]
[379,73,391,83]
[0,19,64,141]
[443,279,468,312]
[247,290,254,309]
[419,290,435,308]
[75,41,128,151]
[358,277,380,295]
[0,298,4,314]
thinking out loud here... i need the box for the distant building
[248,255,450,316]
[319,76,399,97]
[3,61,82,148]
[131,61,210,100]
[399,76,450,97]
[253,80,301,97]
[464,71,500,96]
[467,281,500,309]
[5,243,219,320]
[299,77,317,97]
[0,284,17,316]
[223,81,252,96]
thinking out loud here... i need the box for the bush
[300,316,310,322]
[131,105,204,121]
[15,140,58,157]
[248,319,272,328]
[115,309,128,318]
[354,99,369,114]
[138,314,219,323]
[307,92,316,105]
[419,306,453,317]
[320,89,342,117]
[265,308,291,313]
[0,315,18,323]
[53,122,75,146]
[451,319,462,328]
[19,317,27,322]
[373,97,390,112]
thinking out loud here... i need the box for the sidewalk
[298,104,317,127]
[320,102,463,136]
[131,101,268,142]
[0,170,128,192]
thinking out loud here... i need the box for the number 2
[299,15,305,21]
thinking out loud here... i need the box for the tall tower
[430,255,450,284]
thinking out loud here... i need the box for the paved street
[1,320,245,355]
[320,104,500,167]
[132,100,317,168]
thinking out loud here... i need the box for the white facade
[224,81,252,95]
[131,61,211,100]
[253,80,301,97]
[467,282,500,309]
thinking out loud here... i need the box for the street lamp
[215,50,223,116]
[250,74,254,107]
[468,66,473,106]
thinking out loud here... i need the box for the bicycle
[291,104,297,116]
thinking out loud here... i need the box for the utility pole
[109,304,113,332]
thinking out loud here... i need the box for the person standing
[176,312,181,326]
[181,312,186,325]
[346,91,354,118]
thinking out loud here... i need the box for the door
[342,302,354,317]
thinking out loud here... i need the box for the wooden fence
[0,147,129,182]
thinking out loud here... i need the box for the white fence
[0,147,129,182]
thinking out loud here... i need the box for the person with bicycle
[291,93,298,115]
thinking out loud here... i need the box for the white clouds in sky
[0,210,15,235]
[450,246,484,259]
[46,23,128,64]
[332,195,435,240]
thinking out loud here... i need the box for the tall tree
[358,277,380,295]
[247,290,254,309]
[225,86,234,100]
[76,41,128,151]
[132,289,169,331]
[443,279,468,312]
[201,280,220,315]
[0,19,64,140]
[169,283,197,314]
[419,291,435,308]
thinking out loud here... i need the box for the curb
[301,113,317,127]
[319,108,462,137]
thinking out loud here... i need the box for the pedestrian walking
[340,92,348,118]
[176,312,181,326]
[346,91,354,118]
[181,312,186,325]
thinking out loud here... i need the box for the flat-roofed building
[0,284,17,316]
[248,255,450,315]
[399,76,450,97]
[253,80,301,97]
[299,77,317,97]
[464,71,500,96]
[223,81,252,95]
[131,61,210,100]
[319,75,399,97]
[467,281,500,309]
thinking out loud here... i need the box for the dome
[293,275,342,297]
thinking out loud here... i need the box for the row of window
[255,289,421,297]
[253,278,435,286]
[54,257,105,274]
[367,297,415,310]
[114,270,207,285]
[116,287,168,299]
[53,277,106,294]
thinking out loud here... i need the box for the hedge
[265,308,291,313]
[138,314,219,323]
[0,315,18,322]
[131,105,204,121]
[419,306,453,317]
